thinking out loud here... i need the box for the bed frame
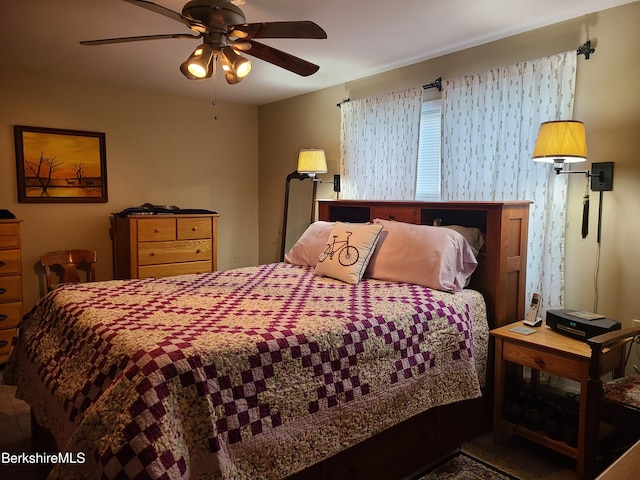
[287,199,531,480]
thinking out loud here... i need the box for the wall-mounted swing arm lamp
[532,120,614,242]
[280,149,341,261]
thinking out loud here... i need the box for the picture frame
[14,125,108,203]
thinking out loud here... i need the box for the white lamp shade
[297,149,328,174]
[532,120,587,164]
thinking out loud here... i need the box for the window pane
[416,99,441,201]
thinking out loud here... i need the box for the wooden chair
[585,326,640,477]
[40,249,97,292]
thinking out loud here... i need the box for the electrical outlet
[233,252,240,264]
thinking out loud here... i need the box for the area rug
[415,451,520,480]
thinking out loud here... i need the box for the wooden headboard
[317,200,531,328]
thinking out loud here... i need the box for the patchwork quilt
[5,263,488,480]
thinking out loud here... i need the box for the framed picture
[14,125,108,203]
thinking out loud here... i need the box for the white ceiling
[1,0,635,106]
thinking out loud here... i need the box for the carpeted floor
[415,451,519,480]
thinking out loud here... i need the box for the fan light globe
[188,64,208,78]
[236,59,251,78]
[181,44,213,79]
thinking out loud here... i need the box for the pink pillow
[284,221,334,267]
[366,219,478,292]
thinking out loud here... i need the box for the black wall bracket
[591,161,614,191]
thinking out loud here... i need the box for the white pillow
[314,222,383,284]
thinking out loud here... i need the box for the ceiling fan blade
[229,21,327,40]
[239,40,320,76]
[80,33,201,46]
[122,0,205,30]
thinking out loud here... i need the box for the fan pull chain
[211,56,219,120]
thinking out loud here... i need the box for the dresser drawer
[0,250,21,275]
[137,218,176,242]
[503,341,582,380]
[0,302,22,329]
[371,207,419,223]
[138,261,212,279]
[0,275,22,302]
[0,223,20,249]
[0,327,16,358]
[137,239,212,266]
[177,217,212,240]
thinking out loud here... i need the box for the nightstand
[491,321,627,480]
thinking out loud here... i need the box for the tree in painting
[24,152,64,194]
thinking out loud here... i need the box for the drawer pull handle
[0,261,5,267]
[533,356,545,367]
[154,228,160,233]
[196,249,201,254]
[192,226,198,231]
[150,252,156,257]
[0,288,6,295]
[0,340,8,348]
[0,314,7,322]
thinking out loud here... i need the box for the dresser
[111,214,219,279]
[0,219,22,364]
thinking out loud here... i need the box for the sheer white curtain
[441,51,577,310]
[340,87,422,199]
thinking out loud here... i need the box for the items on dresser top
[0,219,22,364]
[111,213,219,279]
[115,203,217,217]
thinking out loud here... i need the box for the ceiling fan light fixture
[222,46,251,78]
[230,41,251,52]
[180,44,214,79]
[228,27,248,40]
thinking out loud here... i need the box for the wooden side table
[491,321,627,480]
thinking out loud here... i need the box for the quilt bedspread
[5,262,488,480]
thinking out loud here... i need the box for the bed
[4,200,530,480]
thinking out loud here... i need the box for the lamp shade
[297,149,328,175]
[532,120,587,164]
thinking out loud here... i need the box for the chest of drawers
[0,219,22,364]
[111,214,219,279]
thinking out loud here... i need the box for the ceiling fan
[80,0,327,84]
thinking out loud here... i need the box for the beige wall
[258,2,640,326]
[258,85,345,262]
[0,75,259,310]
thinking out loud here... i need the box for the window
[415,99,441,201]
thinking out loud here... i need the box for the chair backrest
[40,249,97,292]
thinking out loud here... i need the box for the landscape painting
[14,125,107,203]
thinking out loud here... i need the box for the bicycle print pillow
[314,222,383,284]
